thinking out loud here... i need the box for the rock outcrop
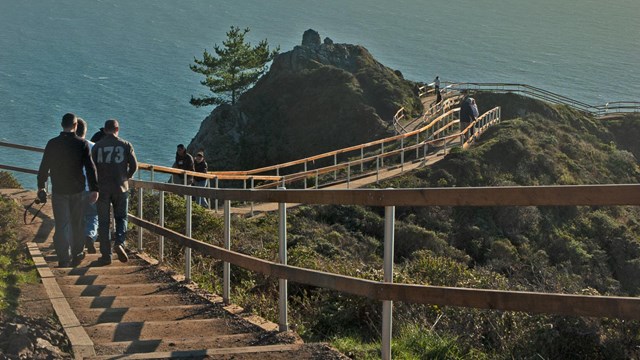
[189,29,422,171]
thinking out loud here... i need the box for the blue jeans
[51,192,85,264]
[97,191,129,258]
[82,191,98,242]
[192,179,209,207]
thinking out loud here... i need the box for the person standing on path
[92,119,138,265]
[172,144,194,184]
[192,150,209,207]
[37,113,99,267]
[75,118,99,254]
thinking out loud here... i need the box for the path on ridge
[3,189,346,360]
[231,141,457,216]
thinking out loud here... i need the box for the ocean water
[1,0,638,188]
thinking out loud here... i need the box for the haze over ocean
[1,0,638,188]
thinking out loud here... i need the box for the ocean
[1,0,638,188]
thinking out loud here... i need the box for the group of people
[172,143,209,207]
[38,113,138,267]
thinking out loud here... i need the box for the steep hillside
[188,29,422,171]
[154,94,640,358]
[272,95,640,358]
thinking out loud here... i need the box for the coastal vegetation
[0,175,37,314]
[134,95,640,359]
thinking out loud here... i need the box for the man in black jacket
[37,113,99,267]
[92,119,138,265]
[172,144,194,184]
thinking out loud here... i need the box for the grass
[0,174,38,314]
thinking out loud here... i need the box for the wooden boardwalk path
[4,189,345,359]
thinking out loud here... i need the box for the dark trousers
[51,192,85,264]
[97,191,129,258]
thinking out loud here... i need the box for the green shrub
[0,172,21,189]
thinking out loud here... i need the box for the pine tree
[190,26,279,107]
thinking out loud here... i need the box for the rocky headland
[188,29,423,171]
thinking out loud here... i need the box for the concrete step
[75,304,219,325]
[89,343,304,359]
[57,273,154,286]
[68,294,193,309]
[85,319,249,343]
[54,265,148,277]
[60,283,174,297]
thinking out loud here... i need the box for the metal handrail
[441,82,640,116]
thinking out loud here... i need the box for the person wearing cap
[92,119,138,265]
[172,144,194,184]
[192,150,209,207]
[37,113,99,267]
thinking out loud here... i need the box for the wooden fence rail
[129,179,640,360]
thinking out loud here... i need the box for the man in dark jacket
[37,113,99,267]
[92,119,138,264]
[172,144,194,184]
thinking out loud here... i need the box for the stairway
[10,188,346,359]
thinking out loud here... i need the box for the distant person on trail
[192,150,209,207]
[37,113,99,268]
[75,118,99,254]
[459,96,477,140]
[172,144,195,184]
[433,76,440,92]
[92,119,138,265]
[471,98,479,118]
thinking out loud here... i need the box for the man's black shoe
[56,261,71,268]
[86,237,96,254]
[96,257,112,266]
[115,244,128,263]
[72,252,86,267]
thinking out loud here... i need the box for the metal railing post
[315,170,319,189]
[150,166,154,183]
[382,205,395,360]
[214,177,219,212]
[206,178,211,210]
[250,177,254,217]
[137,187,143,252]
[415,133,419,158]
[159,190,165,263]
[400,137,405,171]
[360,148,364,173]
[185,190,192,282]
[304,161,308,189]
[278,187,288,332]
[380,142,385,167]
[223,199,231,304]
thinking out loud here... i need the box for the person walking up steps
[75,118,99,254]
[37,113,99,267]
[92,119,138,265]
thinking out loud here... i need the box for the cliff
[188,29,422,171]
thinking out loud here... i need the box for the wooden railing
[129,180,640,359]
